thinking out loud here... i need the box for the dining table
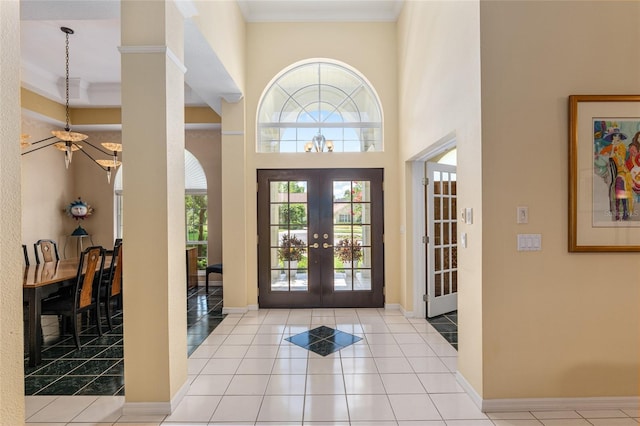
[23,256,111,367]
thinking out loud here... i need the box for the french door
[426,162,458,317]
[257,169,384,308]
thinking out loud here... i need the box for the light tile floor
[25,308,640,425]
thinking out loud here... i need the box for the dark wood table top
[23,257,111,288]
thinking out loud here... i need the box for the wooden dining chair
[34,239,60,264]
[23,244,30,266]
[41,246,105,349]
[101,241,122,331]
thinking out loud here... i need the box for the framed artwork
[569,95,640,252]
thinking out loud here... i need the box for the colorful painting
[568,95,640,252]
[592,119,640,225]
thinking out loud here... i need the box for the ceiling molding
[20,0,400,117]
[237,0,404,22]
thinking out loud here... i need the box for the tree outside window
[186,194,208,269]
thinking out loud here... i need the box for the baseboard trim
[400,306,415,318]
[455,371,639,412]
[247,304,259,311]
[384,303,401,311]
[122,381,189,416]
[222,306,248,314]
[456,371,484,410]
[482,396,640,412]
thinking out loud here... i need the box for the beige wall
[185,129,223,264]
[397,0,640,402]
[192,0,246,93]
[478,0,640,399]
[71,130,121,253]
[397,0,483,394]
[21,116,76,255]
[234,22,399,308]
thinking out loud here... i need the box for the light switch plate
[464,207,473,224]
[517,206,528,224]
[517,234,541,251]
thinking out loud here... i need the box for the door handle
[323,242,333,249]
[310,243,319,249]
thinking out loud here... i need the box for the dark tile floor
[426,310,458,350]
[285,325,362,356]
[24,285,224,396]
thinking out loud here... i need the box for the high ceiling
[20,0,403,115]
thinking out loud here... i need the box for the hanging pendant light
[21,27,122,182]
[53,27,88,168]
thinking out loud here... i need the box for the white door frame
[410,133,457,318]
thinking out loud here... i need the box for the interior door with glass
[257,169,384,308]
[425,162,458,317]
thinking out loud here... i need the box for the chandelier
[304,133,334,152]
[20,27,122,183]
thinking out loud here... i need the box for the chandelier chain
[64,30,70,131]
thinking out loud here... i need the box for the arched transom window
[257,60,383,153]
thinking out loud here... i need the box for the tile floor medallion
[285,325,362,356]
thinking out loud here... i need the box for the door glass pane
[443,223,449,245]
[452,246,457,268]
[451,197,457,221]
[443,272,451,295]
[333,180,372,291]
[443,196,449,219]
[270,181,308,292]
[452,222,457,244]
[270,181,286,202]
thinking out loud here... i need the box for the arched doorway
[113,149,208,267]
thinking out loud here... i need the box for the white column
[120,0,188,413]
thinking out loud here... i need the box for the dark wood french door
[257,169,384,308]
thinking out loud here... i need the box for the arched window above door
[257,60,383,153]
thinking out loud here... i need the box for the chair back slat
[110,243,123,296]
[23,244,30,266]
[77,246,103,309]
[34,239,60,264]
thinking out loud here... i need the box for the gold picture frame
[569,95,640,252]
